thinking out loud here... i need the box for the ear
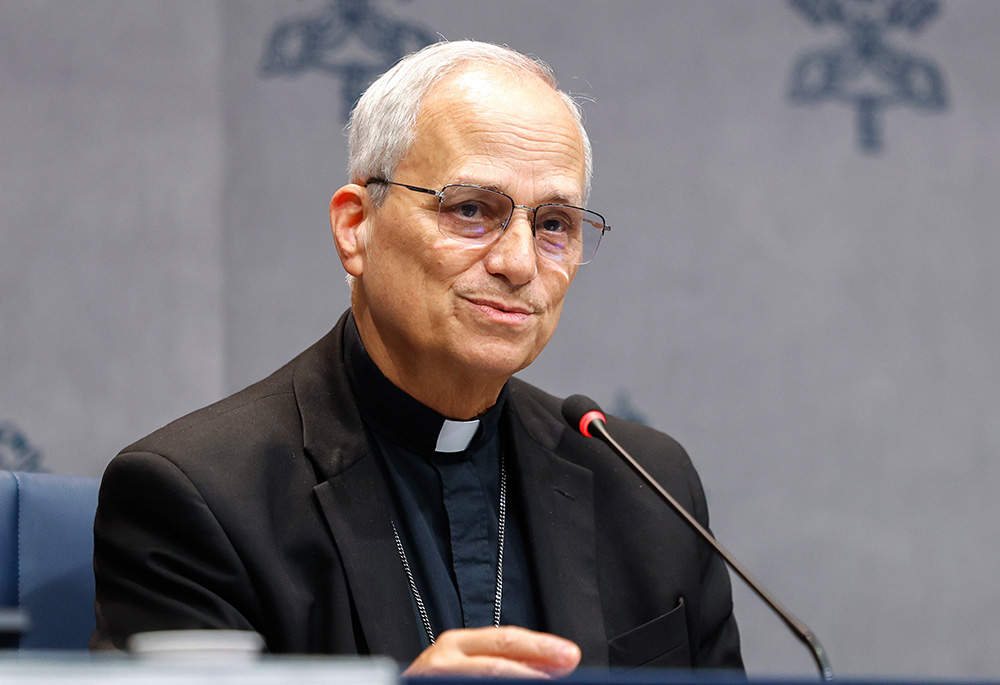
[330,184,368,278]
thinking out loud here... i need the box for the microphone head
[562,394,607,438]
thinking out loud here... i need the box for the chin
[459,341,540,379]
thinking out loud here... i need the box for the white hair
[347,40,593,206]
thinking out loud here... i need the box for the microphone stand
[587,417,834,681]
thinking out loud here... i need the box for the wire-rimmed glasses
[364,179,610,265]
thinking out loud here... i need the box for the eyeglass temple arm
[365,179,442,198]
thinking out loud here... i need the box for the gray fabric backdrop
[3,0,998,677]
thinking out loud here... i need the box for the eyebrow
[457,180,583,207]
[542,191,583,207]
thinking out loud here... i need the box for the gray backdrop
[3,0,998,678]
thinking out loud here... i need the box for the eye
[536,206,579,234]
[438,186,512,240]
[539,216,568,233]
[456,201,485,219]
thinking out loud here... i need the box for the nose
[483,206,538,285]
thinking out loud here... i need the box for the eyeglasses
[364,179,610,265]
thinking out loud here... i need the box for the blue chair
[0,470,101,649]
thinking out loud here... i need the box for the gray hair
[347,40,593,206]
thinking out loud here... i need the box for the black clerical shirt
[343,315,539,647]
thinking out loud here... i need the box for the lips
[464,295,537,323]
[468,297,533,315]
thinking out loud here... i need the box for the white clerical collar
[435,419,481,453]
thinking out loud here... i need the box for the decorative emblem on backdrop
[0,422,44,472]
[787,0,948,153]
[611,390,648,426]
[260,0,435,122]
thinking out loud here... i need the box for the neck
[351,305,506,420]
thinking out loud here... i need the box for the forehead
[399,66,587,203]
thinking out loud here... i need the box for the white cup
[127,630,265,662]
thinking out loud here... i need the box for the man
[92,41,742,677]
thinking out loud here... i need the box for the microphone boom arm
[588,418,834,681]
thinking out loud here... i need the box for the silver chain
[392,520,435,643]
[493,451,506,628]
[391,451,506,645]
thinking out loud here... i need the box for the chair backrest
[0,470,101,649]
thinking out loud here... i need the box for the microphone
[562,395,833,681]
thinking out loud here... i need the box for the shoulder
[110,319,350,487]
[97,321,356,549]
[506,378,699,492]
[507,378,689,455]
[124,358,301,461]
[103,362,306,519]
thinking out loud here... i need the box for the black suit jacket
[92,313,742,671]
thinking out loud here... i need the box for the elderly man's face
[352,67,587,411]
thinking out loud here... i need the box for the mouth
[464,296,535,324]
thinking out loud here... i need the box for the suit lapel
[292,314,422,662]
[507,397,609,667]
[313,459,422,661]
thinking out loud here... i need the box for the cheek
[539,299,566,342]
[367,223,447,284]
[532,273,572,341]
[540,266,575,309]
[435,243,499,288]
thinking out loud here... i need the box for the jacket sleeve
[91,451,258,650]
[605,411,744,671]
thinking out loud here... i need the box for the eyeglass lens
[437,185,604,265]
